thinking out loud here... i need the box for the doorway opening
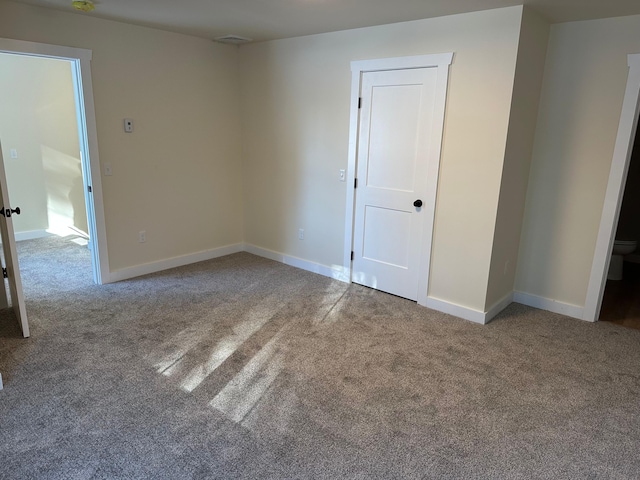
[0,38,109,285]
[585,53,640,323]
[599,123,640,330]
[0,52,91,256]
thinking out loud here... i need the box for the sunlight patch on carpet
[210,328,286,423]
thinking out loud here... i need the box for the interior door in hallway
[0,142,29,337]
[352,68,437,301]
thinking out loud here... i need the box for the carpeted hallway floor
[1,235,640,479]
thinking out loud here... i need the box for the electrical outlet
[139,230,146,243]
[298,228,304,240]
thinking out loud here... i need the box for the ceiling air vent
[214,35,253,45]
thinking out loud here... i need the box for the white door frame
[584,53,640,321]
[0,37,110,284]
[343,53,453,306]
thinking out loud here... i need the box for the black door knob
[413,199,423,208]
[0,206,20,218]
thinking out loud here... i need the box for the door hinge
[358,97,362,109]
[354,178,358,189]
[87,185,92,193]
[351,251,354,261]
[2,268,7,279]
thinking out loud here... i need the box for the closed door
[352,68,437,301]
[0,141,29,337]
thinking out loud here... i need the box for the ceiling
[8,0,640,43]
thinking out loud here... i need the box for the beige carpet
[1,235,639,479]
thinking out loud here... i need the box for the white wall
[0,1,244,272]
[239,7,523,312]
[0,53,87,237]
[516,14,640,309]
[4,0,629,322]
[485,8,550,310]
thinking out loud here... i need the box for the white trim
[13,230,52,242]
[417,56,452,307]
[342,64,361,280]
[244,244,350,283]
[108,244,245,283]
[425,297,486,324]
[0,38,91,61]
[245,243,513,325]
[73,53,109,285]
[484,291,514,323]
[0,37,109,285]
[584,54,640,322]
[344,53,454,305]
[101,238,516,326]
[424,291,513,325]
[513,291,585,320]
[108,243,350,284]
[350,53,454,73]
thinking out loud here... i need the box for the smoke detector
[214,35,253,46]
[72,1,95,12]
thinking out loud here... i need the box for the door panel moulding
[584,53,640,322]
[0,37,110,285]
[343,53,453,308]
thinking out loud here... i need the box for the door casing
[343,53,453,306]
[584,54,640,321]
[0,37,110,285]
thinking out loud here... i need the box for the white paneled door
[352,68,438,301]
[0,142,29,337]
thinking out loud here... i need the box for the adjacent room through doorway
[0,52,93,285]
[600,124,640,330]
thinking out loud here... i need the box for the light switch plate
[124,118,134,133]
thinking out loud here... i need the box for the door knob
[0,206,20,218]
[413,199,423,208]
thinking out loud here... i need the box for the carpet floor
[1,235,639,479]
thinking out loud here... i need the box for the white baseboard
[86,240,590,327]
[513,291,585,320]
[243,244,350,283]
[485,292,515,323]
[13,229,52,242]
[244,245,514,324]
[425,297,487,324]
[108,243,245,283]
[424,291,513,325]
[106,243,349,284]
[90,240,588,326]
